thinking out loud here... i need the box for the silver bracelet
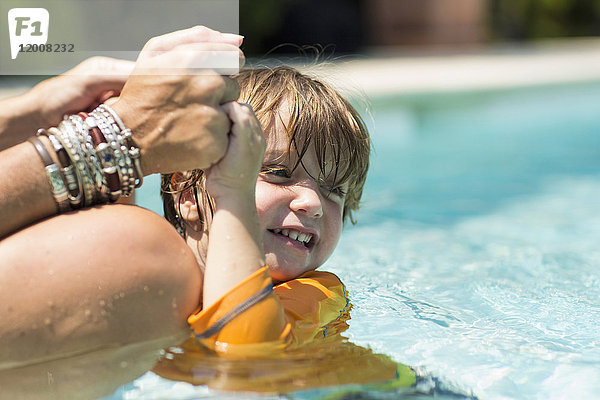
[48,126,84,209]
[28,134,70,213]
[69,114,109,203]
[95,108,137,195]
[58,119,96,207]
[91,110,130,197]
[37,129,81,205]
[31,104,141,212]
[84,115,122,202]
[98,104,143,189]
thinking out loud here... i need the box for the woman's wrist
[110,99,153,176]
[0,92,46,142]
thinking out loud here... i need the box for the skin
[0,56,134,152]
[0,35,348,392]
[0,26,243,366]
[180,101,348,309]
[199,101,267,308]
[0,26,243,238]
[0,205,200,366]
[256,105,348,283]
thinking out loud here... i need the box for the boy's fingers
[222,102,256,123]
[144,26,243,53]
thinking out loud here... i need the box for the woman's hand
[111,26,246,175]
[0,56,133,150]
[30,56,134,125]
[205,102,266,199]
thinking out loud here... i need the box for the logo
[7,8,49,60]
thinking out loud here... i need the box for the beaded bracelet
[58,120,97,207]
[94,108,135,195]
[36,129,81,205]
[69,114,108,203]
[81,112,122,201]
[29,103,142,213]
[97,104,143,189]
[48,126,85,209]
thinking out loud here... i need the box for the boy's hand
[205,102,266,199]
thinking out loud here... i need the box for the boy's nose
[289,184,323,218]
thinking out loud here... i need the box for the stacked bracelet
[28,104,143,213]
[27,136,70,213]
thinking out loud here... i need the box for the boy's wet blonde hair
[161,66,370,238]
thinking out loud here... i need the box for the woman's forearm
[0,141,56,238]
[0,93,47,151]
[202,191,265,309]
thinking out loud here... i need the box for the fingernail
[221,33,244,45]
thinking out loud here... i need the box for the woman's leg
[0,204,202,367]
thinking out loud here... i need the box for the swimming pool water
[117,82,600,400]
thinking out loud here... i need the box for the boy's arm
[202,102,266,308]
[202,192,264,307]
[190,102,290,348]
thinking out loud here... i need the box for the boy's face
[256,106,348,283]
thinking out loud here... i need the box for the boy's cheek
[254,181,279,218]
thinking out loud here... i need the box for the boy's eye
[260,166,291,179]
[321,184,346,198]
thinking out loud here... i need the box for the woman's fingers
[220,76,242,104]
[107,27,247,175]
[143,26,243,53]
[137,42,244,76]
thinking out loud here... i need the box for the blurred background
[240,0,600,55]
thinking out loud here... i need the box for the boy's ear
[178,190,200,222]
[171,172,200,223]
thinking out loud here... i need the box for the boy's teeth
[272,228,313,245]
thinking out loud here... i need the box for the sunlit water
[113,82,600,400]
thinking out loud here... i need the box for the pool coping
[293,38,600,99]
[2,38,600,100]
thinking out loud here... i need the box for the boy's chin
[264,256,315,284]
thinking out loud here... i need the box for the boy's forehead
[262,96,351,181]
[263,102,291,159]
